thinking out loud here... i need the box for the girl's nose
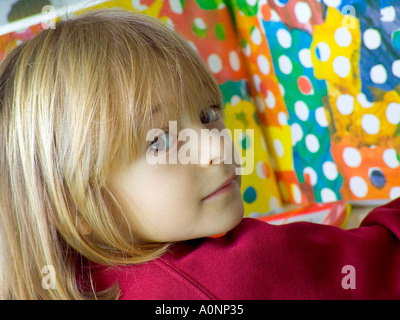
[197,128,232,167]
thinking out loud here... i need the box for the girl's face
[108,99,244,243]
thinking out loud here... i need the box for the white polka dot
[256,161,267,179]
[194,17,206,30]
[294,2,312,24]
[292,184,302,203]
[361,114,380,135]
[315,107,328,127]
[321,188,338,202]
[207,54,222,73]
[357,93,374,108]
[333,56,351,78]
[246,0,257,6]
[303,167,317,186]
[265,90,276,109]
[278,55,293,74]
[269,9,281,22]
[274,0,287,7]
[242,42,251,57]
[229,51,240,71]
[294,100,309,121]
[257,55,270,75]
[276,28,292,48]
[278,112,288,125]
[291,123,303,146]
[390,187,400,199]
[336,94,354,115]
[251,27,262,45]
[343,147,362,167]
[305,134,320,153]
[132,0,148,10]
[335,27,352,47]
[370,64,387,84]
[255,96,265,113]
[315,42,331,62]
[350,176,368,198]
[253,74,261,92]
[323,0,341,8]
[383,149,400,168]
[392,60,400,78]
[381,6,396,22]
[386,102,400,125]
[187,40,197,52]
[269,196,280,210]
[273,139,284,157]
[363,29,382,50]
[169,0,184,14]
[231,95,241,106]
[278,83,285,96]
[166,17,175,30]
[299,48,313,68]
[323,161,338,180]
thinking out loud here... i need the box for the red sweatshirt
[91,198,400,299]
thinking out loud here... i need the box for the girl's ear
[77,215,94,235]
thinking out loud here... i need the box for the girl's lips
[202,175,236,201]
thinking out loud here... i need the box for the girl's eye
[149,132,171,154]
[200,106,220,124]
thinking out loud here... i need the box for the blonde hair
[0,8,222,299]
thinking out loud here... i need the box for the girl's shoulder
[88,218,270,299]
[90,200,400,299]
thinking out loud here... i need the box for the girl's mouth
[202,174,236,201]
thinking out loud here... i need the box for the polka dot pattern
[312,4,400,201]
[263,19,342,203]
[268,0,325,34]
[346,2,400,101]
[332,139,400,200]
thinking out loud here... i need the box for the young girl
[1,8,400,300]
